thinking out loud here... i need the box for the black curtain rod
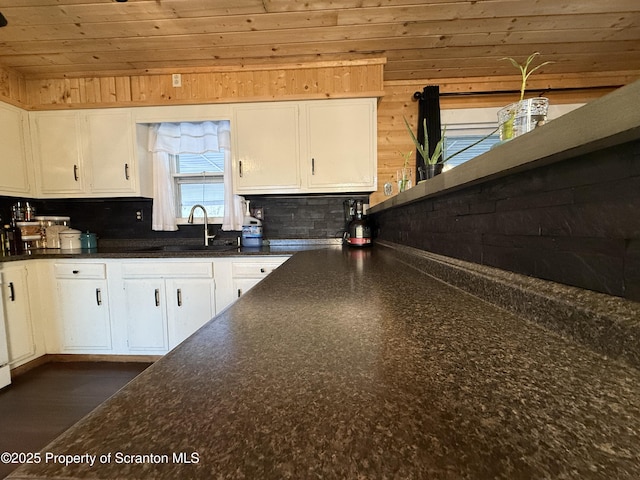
[433,85,620,98]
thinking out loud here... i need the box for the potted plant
[403,117,497,181]
[498,52,553,141]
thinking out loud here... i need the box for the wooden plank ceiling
[0,0,639,82]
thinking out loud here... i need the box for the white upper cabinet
[233,98,377,194]
[304,99,376,191]
[30,109,148,198]
[31,111,85,195]
[84,110,138,194]
[0,102,32,196]
[233,103,301,192]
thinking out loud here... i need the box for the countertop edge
[377,241,640,369]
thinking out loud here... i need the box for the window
[172,151,225,222]
[443,127,501,168]
[148,119,231,229]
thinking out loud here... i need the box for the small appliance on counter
[16,221,43,252]
[345,199,372,247]
[242,200,263,247]
[80,231,98,251]
[35,216,70,248]
[59,229,82,251]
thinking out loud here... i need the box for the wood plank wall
[0,65,27,108]
[19,60,385,110]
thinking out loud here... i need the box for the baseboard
[9,355,50,378]
[45,354,162,364]
[10,354,161,378]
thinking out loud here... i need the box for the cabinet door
[123,279,168,353]
[31,112,85,194]
[85,110,137,194]
[56,279,112,351]
[166,278,215,349]
[305,99,376,191]
[234,103,301,193]
[233,278,262,299]
[231,258,288,298]
[0,103,30,195]
[1,266,35,365]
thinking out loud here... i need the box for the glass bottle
[6,221,23,255]
[0,223,6,257]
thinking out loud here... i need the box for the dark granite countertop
[0,238,341,262]
[8,244,640,479]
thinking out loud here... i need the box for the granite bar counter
[8,244,640,479]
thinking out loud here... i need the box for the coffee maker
[343,198,372,247]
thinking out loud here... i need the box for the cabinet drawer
[232,261,285,278]
[54,263,106,279]
[122,262,213,278]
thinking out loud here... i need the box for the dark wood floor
[0,361,150,479]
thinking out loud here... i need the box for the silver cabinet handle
[239,160,243,177]
[73,164,79,181]
[154,288,160,307]
[124,163,130,180]
[96,288,102,306]
[8,282,15,302]
[177,288,182,307]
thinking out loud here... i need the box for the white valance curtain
[148,121,244,231]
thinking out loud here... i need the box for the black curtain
[413,85,442,179]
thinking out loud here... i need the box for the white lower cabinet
[53,263,112,353]
[122,278,168,353]
[232,258,289,298]
[2,255,288,361]
[1,263,36,366]
[120,261,216,352]
[214,256,289,312]
[166,278,216,348]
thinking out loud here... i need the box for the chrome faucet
[187,204,216,246]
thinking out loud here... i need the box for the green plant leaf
[500,52,553,101]
[403,116,428,161]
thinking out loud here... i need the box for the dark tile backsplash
[245,194,368,240]
[0,194,367,241]
[371,139,640,302]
